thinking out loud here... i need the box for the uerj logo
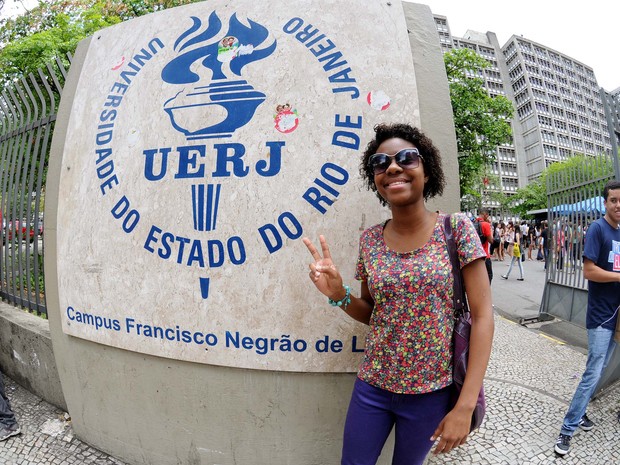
[156,13,277,237]
[88,10,392,305]
[161,12,277,140]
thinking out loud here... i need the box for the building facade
[502,35,612,178]
[433,14,615,217]
[602,87,620,150]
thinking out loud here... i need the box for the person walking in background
[570,220,582,271]
[476,210,494,283]
[541,221,550,268]
[302,123,494,465]
[498,222,506,261]
[554,180,620,456]
[0,371,21,441]
[556,222,566,271]
[535,224,544,261]
[527,222,535,260]
[504,223,515,259]
[490,222,501,261]
[501,231,524,281]
[520,221,529,253]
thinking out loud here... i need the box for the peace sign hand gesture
[302,235,345,301]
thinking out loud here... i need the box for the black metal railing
[0,54,71,316]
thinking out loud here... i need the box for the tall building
[432,15,615,216]
[602,87,620,150]
[501,36,612,179]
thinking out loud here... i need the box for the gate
[0,55,72,316]
[541,151,620,392]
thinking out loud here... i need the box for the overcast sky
[412,0,618,91]
[0,0,37,19]
[2,0,618,91]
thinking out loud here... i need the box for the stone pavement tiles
[0,376,126,465]
[426,315,620,465]
[2,314,620,464]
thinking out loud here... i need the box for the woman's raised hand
[302,235,344,300]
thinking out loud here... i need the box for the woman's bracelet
[328,285,351,310]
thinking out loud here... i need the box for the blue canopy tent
[550,197,606,217]
[571,196,606,216]
[549,203,577,215]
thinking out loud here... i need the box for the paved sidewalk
[426,315,620,464]
[0,375,125,465]
[2,258,619,464]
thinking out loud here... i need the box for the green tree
[509,178,546,218]
[444,48,514,208]
[0,0,199,85]
[0,0,200,226]
[510,154,616,217]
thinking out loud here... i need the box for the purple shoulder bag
[443,214,486,431]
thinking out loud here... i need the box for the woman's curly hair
[360,123,445,206]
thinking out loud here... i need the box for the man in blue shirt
[554,180,620,456]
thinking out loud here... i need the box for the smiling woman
[302,123,495,464]
[360,124,445,207]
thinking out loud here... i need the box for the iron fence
[539,151,619,393]
[0,54,71,316]
[545,156,615,290]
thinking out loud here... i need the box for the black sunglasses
[368,148,423,175]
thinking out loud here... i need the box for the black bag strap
[443,214,467,317]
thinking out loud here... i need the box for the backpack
[473,219,487,244]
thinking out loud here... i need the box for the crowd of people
[489,220,544,264]
[487,218,594,277]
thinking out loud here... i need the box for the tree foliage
[444,48,514,207]
[0,0,199,85]
[510,178,546,218]
[510,154,616,217]
[0,0,201,216]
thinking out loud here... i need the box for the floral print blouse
[355,212,486,394]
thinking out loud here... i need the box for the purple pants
[342,378,452,465]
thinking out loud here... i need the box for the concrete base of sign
[46,2,458,463]
[0,303,66,411]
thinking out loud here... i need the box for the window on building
[558,134,570,146]
[541,130,555,143]
[538,115,553,127]
[559,148,571,159]
[549,94,561,104]
[551,106,564,117]
[512,77,527,92]
[526,64,539,75]
[517,102,533,119]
